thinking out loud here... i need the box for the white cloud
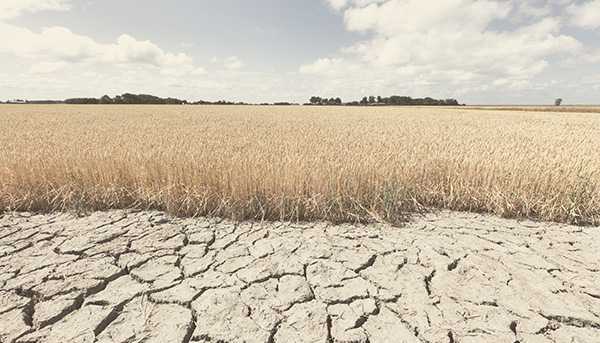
[326,0,387,10]
[344,0,512,33]
[0,0,71,19]
[0,0,204,78]
[568,0,600,29]
[193,67,207,74]
[223,56,244,70]
[110,34,193,67]
[513,1,552,19]
[326,0,348,10]
[28,61,68,74]
[309,0,585,98]
[0,23,199,73]
[299,57,359,75]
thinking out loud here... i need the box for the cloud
[326,0,348,10]
[223,56,244,70]
[191,67,207,75]
[29,61,68,74]
[0,0,204,77]
[568,0,600,29]
[325,0,387,10]
[0,0,71,19]
[0,23,199,74]
[111,34,193,67]
[309,0,584,98]
[344,0,512,33]
[299,58,359,75]
[513,1,552,19]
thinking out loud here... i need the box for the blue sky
[1,0,600,104]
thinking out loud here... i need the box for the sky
[1,0,600,105]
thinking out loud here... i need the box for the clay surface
[1,210,599,342]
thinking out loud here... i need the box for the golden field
[465,106,600,114]
[1,104,599,225]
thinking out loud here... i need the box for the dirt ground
[1,210,599,343]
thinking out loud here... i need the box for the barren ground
[1,211,599,343]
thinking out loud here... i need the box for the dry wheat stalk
[1,104,598,225]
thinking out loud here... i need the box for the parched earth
[1,211,599,343]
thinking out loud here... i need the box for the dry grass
[1,104,599,225]
[463,106,600,114]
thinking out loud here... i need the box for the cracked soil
[1,210,599,342]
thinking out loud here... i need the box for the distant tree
[65,98,99,104]
[334,97,342,105]
[309,96,321,105]
[120,93,140,104]
[99,95,113,104]
[164,97,186,105]
[555,98,563,106]
[347,95,460,106]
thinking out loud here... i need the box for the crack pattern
[0,210,599,343]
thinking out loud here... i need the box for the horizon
[2,93,599,107]
[2,1,600,104]
[2,93,460,105]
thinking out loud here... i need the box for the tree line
[4,93,460,106]
[65,93,187,105]
[307,97,343,106]
[64,94,297,105]
[307,95,461,106]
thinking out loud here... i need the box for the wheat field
[1,104,599,225]
[464,106,600,114]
